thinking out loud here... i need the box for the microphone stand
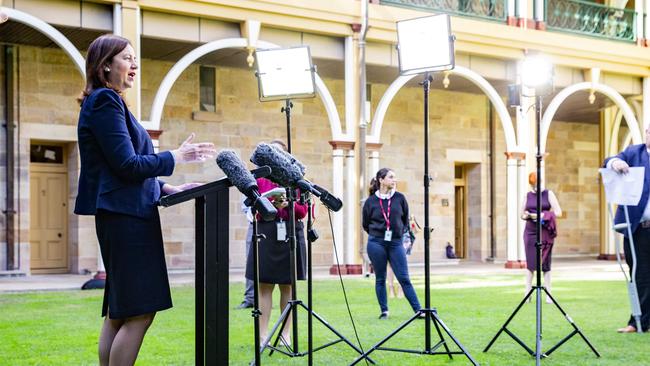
[256,100,373,364]
[250,205,263,366]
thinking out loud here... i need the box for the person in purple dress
[521,172,562,303]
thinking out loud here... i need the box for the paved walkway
[0,257,627,294]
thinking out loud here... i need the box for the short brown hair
[78,34,130,105]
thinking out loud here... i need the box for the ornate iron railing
[546,0,636,42]
[380,0,507,22]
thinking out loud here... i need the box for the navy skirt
[95,209,172,319]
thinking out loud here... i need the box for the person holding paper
[521,172,562,304]
[605,129,650,333]
[244,139,308,345]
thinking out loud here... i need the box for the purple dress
[523,190,555,272]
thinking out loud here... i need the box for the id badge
[277,221,287,242]
[384,230,393,241]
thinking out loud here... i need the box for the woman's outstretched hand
[162,182,204,195]
[171,133,217,164]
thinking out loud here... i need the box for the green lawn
[0,276,646,365]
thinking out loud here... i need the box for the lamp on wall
[0,10,9,24]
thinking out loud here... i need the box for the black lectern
[159,167,271,365]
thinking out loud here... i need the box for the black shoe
[236,301,254,309]
[378,311,389,320]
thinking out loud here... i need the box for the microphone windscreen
[216,150,257,194]
[276,147,306,176]
[250,143,304,187]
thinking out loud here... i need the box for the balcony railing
[546,0,636,42]
[380,0,507,22]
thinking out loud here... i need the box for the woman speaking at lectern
[74,34,215,365]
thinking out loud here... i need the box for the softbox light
[397,14,455,75]
[254,46,316,102]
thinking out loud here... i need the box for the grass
[0,276,646,365]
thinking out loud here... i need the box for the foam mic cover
[216,150,277,221]
[250,143,304,187]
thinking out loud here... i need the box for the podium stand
[159,167,271,365]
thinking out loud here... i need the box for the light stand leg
[535,94,543,366]
[350,72,475,365]
[483,94,599,362]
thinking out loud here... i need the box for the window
[30,144,63,164]
[199,66,216,112]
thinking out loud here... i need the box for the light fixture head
[521,55,553,96]
[0,11,8,24]
[254,46,316,102]
[396,14,455,76]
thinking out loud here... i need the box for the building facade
[1,0,649,275]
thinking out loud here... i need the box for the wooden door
[454,165,467,259]
[30,143,68,273]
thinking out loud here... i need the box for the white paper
[599,167,645,206]
[261,187,286,200]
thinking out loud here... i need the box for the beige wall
[3,45,603,273]
[545,121,601,255]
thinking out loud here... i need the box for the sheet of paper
[599,167,645,206]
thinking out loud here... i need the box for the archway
[541,82,642,153]
[145,38,343,140]
[1,7,85,77]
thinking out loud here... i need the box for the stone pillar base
[505,260,527,269]
[535,20,546,31]
[598,253,624,261]
[507,16,518,26]
[329,264,363,275]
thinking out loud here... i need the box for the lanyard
[378,198,391,230]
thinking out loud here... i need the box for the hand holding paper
[599,167,645,206]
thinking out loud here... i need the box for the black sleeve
[401,194,410,233]
[362,197,371,233]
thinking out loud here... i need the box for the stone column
[119,0,141,120]
[505,152,526,268]
[328,141,353,274]
[366,144,382,181]
[345,147,359,270]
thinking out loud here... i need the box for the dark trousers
[624,227,650,331]
[367,235,421,313]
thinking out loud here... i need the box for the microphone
[216,150,277,221]
[250,143,304,187]
[296,180,343,212]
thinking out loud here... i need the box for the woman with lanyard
[363,168,421,319]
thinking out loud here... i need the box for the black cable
[327,209,369,366]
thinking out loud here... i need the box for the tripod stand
[483,95,600,365]
[350,73,477,366]
[254,101,371,364]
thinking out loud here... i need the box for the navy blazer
[74,88,175,219]
[604,143,650,237]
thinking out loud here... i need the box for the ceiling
[0,22,623,124]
